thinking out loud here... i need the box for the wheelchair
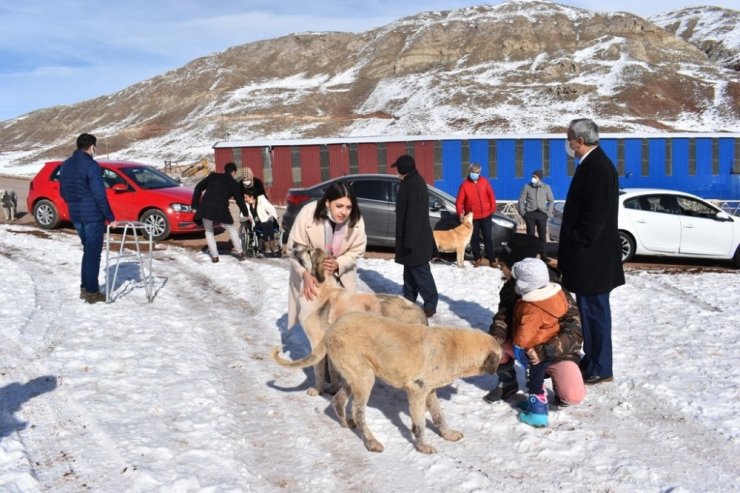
[239,219,282,258]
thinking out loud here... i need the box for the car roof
[45,160,153,169]
[620,188,705,201]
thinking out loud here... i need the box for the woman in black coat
[192,162,250,263]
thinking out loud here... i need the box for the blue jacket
[60,150,114,223]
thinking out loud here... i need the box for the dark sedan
[281,174,517,253]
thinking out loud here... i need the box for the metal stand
[105,221,154,303]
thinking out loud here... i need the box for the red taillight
[286,193,312,206]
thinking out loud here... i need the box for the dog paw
[414,442,436,454]
[366,439,384,453]
[441,429,463,442]
[307,387,320,396]
[346,419,356,429]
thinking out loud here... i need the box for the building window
[617,140,625,177]
[712,138,719,175]
[262,147,273,186]
[665,139,672,177]
[349,144,358,174]
[320,145,329,181]
[515,140,523,178]
[232,148,242,175]
[689,139,696,176]
[291,146,301,184]
[434,141,442,181]
[642,139,649,177]
[377,143,386,174]
[488,140,497,178]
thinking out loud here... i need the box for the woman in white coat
[286,181,367,329]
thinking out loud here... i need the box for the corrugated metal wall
[217,135,738,204]
[299,146,322,186]
[357,143,377,174]
[214,148,233,172]
[328,144,350,177]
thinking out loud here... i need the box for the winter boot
[483,360,518,403]
[518,393,549,427]
[272,240,283,257]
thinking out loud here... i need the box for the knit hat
[532,169,543,179]
[512,257,549,295]
[498,233,542,268]
[391,154,416,175]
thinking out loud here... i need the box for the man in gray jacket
[517,169,554,260]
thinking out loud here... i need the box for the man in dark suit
[558,119,625,384]
[60,133,115,304]
[393,154,438,318]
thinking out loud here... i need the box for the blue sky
[0,1,735,121]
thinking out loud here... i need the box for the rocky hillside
[651,6,740,71]
[0,0,738,172]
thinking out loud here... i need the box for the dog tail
[271,340,327,369]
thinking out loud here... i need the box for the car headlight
[492,216,515,228]
[171,203,193,213]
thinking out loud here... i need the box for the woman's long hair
[313,181,361,227]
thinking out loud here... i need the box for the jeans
[73,220,106,293]
[402,263,438,312]
[576,292,613,378]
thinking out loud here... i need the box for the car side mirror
[430,200,443,211]
[716,211,732,221]
[111,183,129,192]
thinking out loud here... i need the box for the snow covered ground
[1,223,738,492]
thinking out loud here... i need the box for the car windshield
[120,166,179,190]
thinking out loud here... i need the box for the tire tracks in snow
[0,239,130,492]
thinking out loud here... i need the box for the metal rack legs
[105,221,154,303]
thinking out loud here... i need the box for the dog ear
[292,244,310,269]
[482,348,501,374]
[311,249,326,283]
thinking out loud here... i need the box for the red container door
[299,145,322,186]
[357,143,378,174]
[328,144,350,177]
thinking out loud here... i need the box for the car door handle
[683,224,694,228]
[635,219,647,223]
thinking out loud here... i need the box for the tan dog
[292,245,428,396]
[433,212,473,267]
[273,312,502,454]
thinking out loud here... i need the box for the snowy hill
[0,1,738,176]
[651,5,740,70]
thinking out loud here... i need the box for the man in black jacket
[192,162,251,263]
[393,155,438,318]
[558,118,625,384]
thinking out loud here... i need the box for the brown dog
[433,212,473,267]
[292,245,428,396]
[272,311,502,454]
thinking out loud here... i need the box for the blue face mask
[469,172,480,181]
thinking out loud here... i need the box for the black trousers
[402,263,438,312]
[524,210,548,256]
[471,214,495,262]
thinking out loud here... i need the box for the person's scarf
[323,217,346,257]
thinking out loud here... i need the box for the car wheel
[732,245,740,269]
[619,230,635,263]
[33,199,60,229]
[140,209,171,241]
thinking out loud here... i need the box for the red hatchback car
[27,160,201,241]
